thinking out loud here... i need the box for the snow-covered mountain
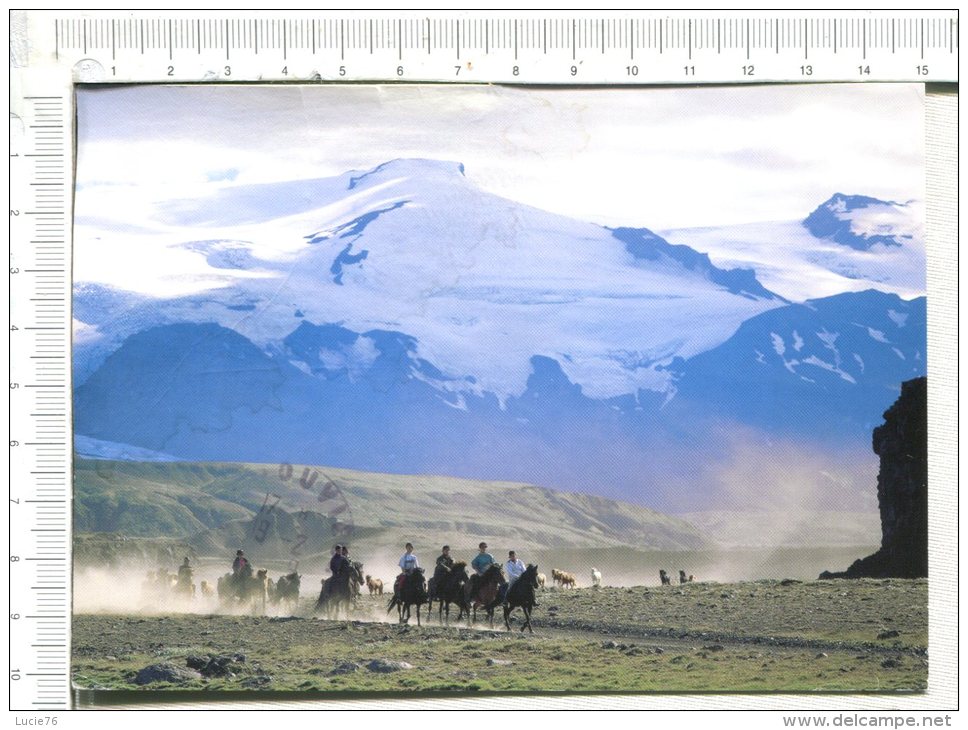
[71,160,926,510]
[73,158,783,399]
[658,194,925,302]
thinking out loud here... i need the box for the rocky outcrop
[820,377,927,579]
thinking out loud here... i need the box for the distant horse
[504,564,539,633]
[174,571,195,601]
[349,561,365,602]
[465,563,504,628]
[551,568,564,587]
[679,570,689,585]
[218,568,269,613]
[559,572,577,589]
[387,568,429,626]
[591,568,602,588]
[537,573,546,589]
[273,572,301,614]
[365,575,384,595]
[434,561,470,626]
[659,569,671,586]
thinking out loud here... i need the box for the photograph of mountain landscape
[71,83,928,696]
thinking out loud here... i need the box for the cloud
[75,83,924,231]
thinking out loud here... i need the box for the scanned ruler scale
[8,9,958,712]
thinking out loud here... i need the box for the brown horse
[273,572,301,614]
[218,569,269,613]
[365,575,384,595]
[465,563,504,627]
[559,571,577,588]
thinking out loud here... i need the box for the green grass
[72,596,927,695]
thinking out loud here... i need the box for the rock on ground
[367,659,413,673]
[133,663,201,685]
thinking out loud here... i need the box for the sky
[75,82,925,232]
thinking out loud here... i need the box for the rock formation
[820,377,927,579]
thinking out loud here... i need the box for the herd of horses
[142,560,697,634]
[390,561,541,632]
[186,560,541,632]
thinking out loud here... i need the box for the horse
[551,568,563,587]
[173,569,195,601]
[537,573,546,589]
[365,575,384,595]
[504,564,539,633]
[679,570,693,585]
[559,571,577,588]
[217,568,269,613]
[659,569,671,586]
[433,561,470,626]
[273,571,301,614]
[591,568,602,588]
[465,563,504,627]
[348,561,365,601]
[386,568,429,626]
[316,562,361,619]
[427,564,446,615]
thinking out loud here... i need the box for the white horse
[591,568,602,588]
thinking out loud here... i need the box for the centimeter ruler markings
[7,9,957,712]
[49,14,957,82]
[9,93,73,710]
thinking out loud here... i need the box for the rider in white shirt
[504,550,525,604]
[399,543,419,573]
[395,542,419,596]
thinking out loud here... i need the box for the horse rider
[325,544,348,596]
[468,541,498,599]
[503,550,525,605]
[394,542,419,597]
[436,545,454,570]
[178,556,194,584]
[232,549,250,576]
[232,549,252,588]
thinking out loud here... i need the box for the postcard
[69,82,930,702]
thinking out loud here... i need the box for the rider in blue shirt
[469,541,500,600]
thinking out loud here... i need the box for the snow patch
[887,309,908,327]
[801,355,857,384]
[770,332,785,357]
[866,327,890,343]
[72,318,103,345]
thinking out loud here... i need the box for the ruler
[8,93,72,710]
[6,8,958,712]
[15,10,961,83]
